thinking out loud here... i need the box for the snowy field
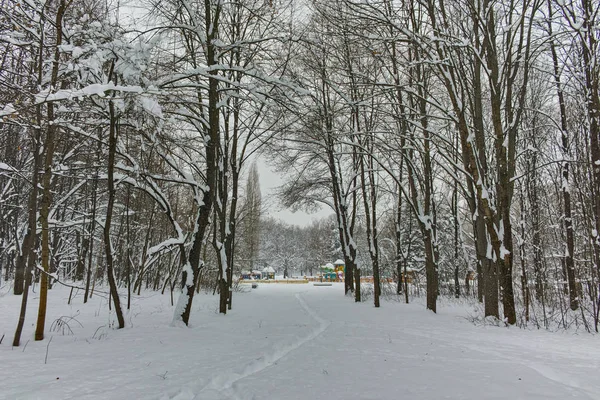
[1,283,599,400]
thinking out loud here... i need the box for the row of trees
[279,0,600,329]
[1,0,599,346]
[0,0,290,345]
[271,0,600,329]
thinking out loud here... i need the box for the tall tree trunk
[396,186,403,296]
[174,0,221,325]
[354,267,361,303]
[35,0,67,340]
[325,134,356,296]
[84,144,100,304]
[13,229,32,295]
[468,1,488,305]
[578,0,600,311]
[547,0,578,311]
[453,177,460,299]
[519,193,530,322]
[12,119,42,346]
[103,94,125,330]
[360,148,381,308]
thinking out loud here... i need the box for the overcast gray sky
[257,157,332,227]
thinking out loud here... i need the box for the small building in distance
[262,266,275,279]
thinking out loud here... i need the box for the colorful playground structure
[239,259,407,285]
[308,259,345,282]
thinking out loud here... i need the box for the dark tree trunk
[219,278,228,314]
[519,194,530,322]
[84,137,101,304]
[35,0,67,341]
[354,267,361,303]
[176,1,221,325]
[12,114,41,346]
[547,0,579,310]
[453,171,460,299]
[13,230,32,295]
[103,96,125,329]
[483,256,499,319]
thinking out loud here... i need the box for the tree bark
[12,116,41,346]
[546,0,578,311]
[103,95,125,329]
[175,0,221,325]
[35,0,67,340]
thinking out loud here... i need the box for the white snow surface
[1,283,599,400]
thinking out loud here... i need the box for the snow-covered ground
[1,282,599,400]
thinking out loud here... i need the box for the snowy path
[224,287,600,400]
[188,292,331,400]
[1,283,600,400]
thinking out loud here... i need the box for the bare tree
[240,162,262,272]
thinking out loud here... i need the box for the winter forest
[1,0,600,396]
